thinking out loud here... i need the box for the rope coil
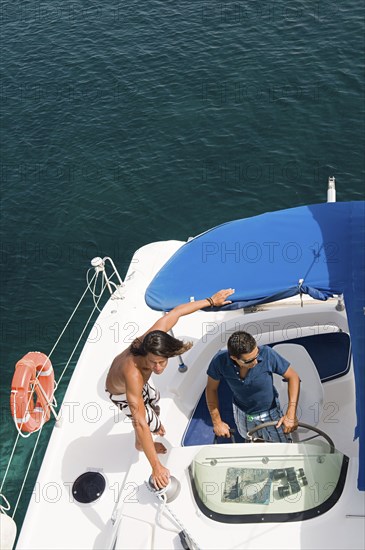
[0,494,11,514]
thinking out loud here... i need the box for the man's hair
[227,331,257,357]
[130,330,193,358]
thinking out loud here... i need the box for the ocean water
[0,0,364,537]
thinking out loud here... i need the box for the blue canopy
[146,201,365,490]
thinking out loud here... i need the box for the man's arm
[205,376,231,437]
[143,289,234,337]
[125,373,170,488]
[276,366,300,433]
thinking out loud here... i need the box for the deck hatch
[72,471,106,504]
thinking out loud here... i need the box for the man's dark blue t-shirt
[207,345,290,414]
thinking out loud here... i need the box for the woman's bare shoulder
[106,348,142,393]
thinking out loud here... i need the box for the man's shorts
[106,381,161,433]
[233,399,292,443]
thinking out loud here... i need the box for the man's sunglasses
[237,353,260,365]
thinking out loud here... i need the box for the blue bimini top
[145,201,365,490]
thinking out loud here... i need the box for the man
[106,288,234,489]
[206,331,300,442]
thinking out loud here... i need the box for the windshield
[189,441,348,523]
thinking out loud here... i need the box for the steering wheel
[246,421,335,453]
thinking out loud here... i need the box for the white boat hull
[15,240,364,550]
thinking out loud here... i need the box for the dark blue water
[1,0,364,534]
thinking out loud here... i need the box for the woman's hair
[227,331,257,357]
[130,330,193,358]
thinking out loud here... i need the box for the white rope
[0,493,11,514]
[48,270,97,363]
[1,273,101,515]
[86,268,105,312]
[10,392,33,439]
[55,278,108,387]
[34,379,59,422]
[86,267,97,295]
[86,264,123,311]
[0,433,21,496]
[145,482,201,549]
[163,500,201,549]
[14,270,98,424]
[11,427,44,518]
[156,494,180,533]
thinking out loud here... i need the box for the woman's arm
[144,288,234,336]
[125,372,170,488]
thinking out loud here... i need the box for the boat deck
[15,241,364,550]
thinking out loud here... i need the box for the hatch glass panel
[189,441,348,523]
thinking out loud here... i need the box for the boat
[1,179,364,549]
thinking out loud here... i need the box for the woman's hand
[210,288,235,307]
[151,463,170,489]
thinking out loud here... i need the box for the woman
[106,288,234,488]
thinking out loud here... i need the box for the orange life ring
[10,352,55,433]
